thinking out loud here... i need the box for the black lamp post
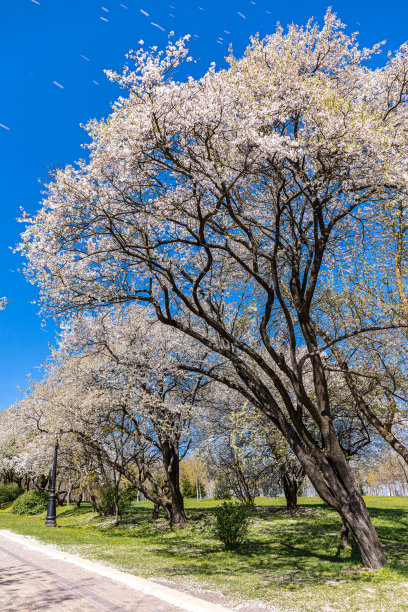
[45,434,59,527]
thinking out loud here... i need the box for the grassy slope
[1,496,408,611]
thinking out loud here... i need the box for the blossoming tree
[19,11,408,567]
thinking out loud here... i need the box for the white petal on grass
[0,123,10,131]
[151,22,165,31]
[53,81,64,89]
[237,11,246,18]
[100,16,108,21]
[80,54,90,61]
[140,9,149,16]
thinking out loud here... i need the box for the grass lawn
[1,496,408,611]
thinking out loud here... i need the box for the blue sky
[1,0,408,410]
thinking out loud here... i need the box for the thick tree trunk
[161,440,187,525]
[281,473,298,511]
[151,502,160,520]
[168,502,188,527]
[339,517,350,549]
[338,490,386,568]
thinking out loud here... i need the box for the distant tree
[213,473,231,500]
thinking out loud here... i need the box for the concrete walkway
[0,530,231,612]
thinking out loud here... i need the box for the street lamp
[45,433,60,527]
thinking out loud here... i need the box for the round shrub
[11,489,49,515]
[0,483,21,508]
[214,501,250,550]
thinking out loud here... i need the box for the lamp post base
[44,518,57,527]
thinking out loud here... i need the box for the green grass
[1,496,408,611]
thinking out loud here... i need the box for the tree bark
[281,472,299,512]
[151,502,160,520]
[339,517,350,549]
[161,440,187,525]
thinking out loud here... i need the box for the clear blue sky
[1,0,407,410]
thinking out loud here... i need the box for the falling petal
[237,12,246,19]
[80,54,90,61]
[53,81,64,89]
[101,6,109,11]
[0,123,10,131]
[140,9,149,16]
[100,16,108,21]
[151,22,165,31]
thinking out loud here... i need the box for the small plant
[0,483,21,508]
[11,489,49,515]
[214,501,250,550]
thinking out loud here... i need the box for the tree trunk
[151,502,160,520]
[161,440,187,525]
[281,472,298,512]
[273,412,386,568]
[339,518,350,549]
[90,494,98,512]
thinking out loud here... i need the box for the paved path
[0,531,230,612]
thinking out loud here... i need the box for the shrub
[0,483,21,508]
[98,486,119,516]
[11,489,49,515]
[214,501,250,550]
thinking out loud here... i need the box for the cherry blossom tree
[20,10,408,566]
[21,305,209,525]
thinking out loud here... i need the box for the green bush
[11,489,49,515]
[0,483,20,508]
[214,501,250,550]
